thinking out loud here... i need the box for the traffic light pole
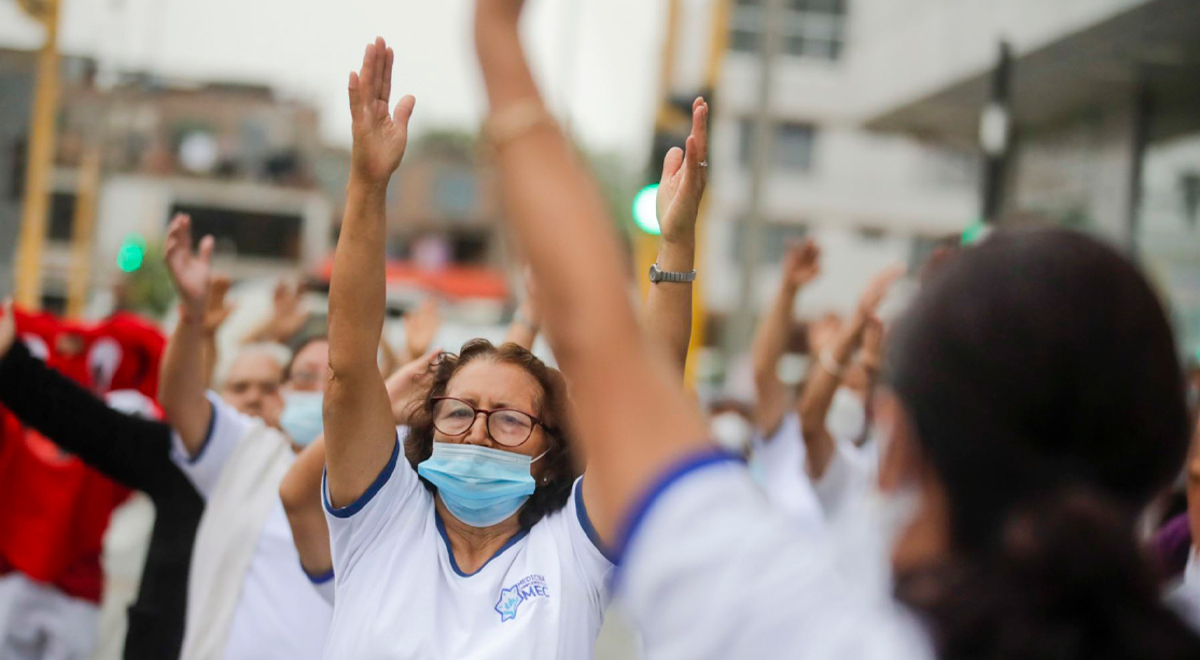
[14,0,62,310]
[724,0,782,364]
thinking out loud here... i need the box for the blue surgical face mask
[417,442,548,528]
[280,391,324,448]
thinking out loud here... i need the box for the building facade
[856,0,1200,355]
[704,0,978,330]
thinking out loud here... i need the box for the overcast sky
[0,0,667,166]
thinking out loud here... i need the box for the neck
[435,497,523,574]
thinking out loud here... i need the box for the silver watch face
[649,263,662,283]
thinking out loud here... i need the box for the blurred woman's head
[879,228,1198,658]
[406,339,578,529]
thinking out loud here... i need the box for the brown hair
[404,339,578,529]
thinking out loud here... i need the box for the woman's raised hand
[656,98,709,246]
[348,37,416,189]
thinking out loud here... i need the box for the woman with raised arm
[473,1,1200,659]
[319,36,708,659]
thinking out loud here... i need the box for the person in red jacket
[0,307,163,660]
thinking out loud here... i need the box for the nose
[463,411,493,446]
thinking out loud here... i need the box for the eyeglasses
[430,397,545,447]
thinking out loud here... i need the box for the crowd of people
[3,1,1200,658]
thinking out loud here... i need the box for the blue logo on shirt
[495,574,550,622]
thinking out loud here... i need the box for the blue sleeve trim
[574,477,617,564]
[186,401,218,465]
[305,566,335,584]
[323,433,400,519]
[611,448,744,568]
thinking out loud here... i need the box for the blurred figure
[0,301,202,660]
[158,214,330,660]
[217,343,289,429]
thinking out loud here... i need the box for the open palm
[349,37,416,186]
[656,97,709,244]
[163,213,214,314]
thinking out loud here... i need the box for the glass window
[170,203,304,261]
[731,0,847,61]
[47,193,76,242]
[740,120,817,171]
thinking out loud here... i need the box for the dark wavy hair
[403,339,578,530]
[885,228,1200,659]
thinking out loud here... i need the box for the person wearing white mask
[796,266,899,523]
[746,240,824,528]
[158,213,332,660]
[318,33,709,658]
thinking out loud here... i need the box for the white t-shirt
[321,434,613,659]
[614,453,934,660]
[812,434,878,524]
[749,412,823,533]
[171,394,332,660]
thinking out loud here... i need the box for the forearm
[477,24,640,367]
[798,313,866,476]
[642,238,695,376]
[328,181,388,374]
[203,332,218,388]
[502,299,539,350]
[281,436,333,576]
[160,313,214,453]
[751,282,798,431]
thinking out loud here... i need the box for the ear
[875,389,923,493]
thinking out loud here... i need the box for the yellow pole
[14,0,62,310]
[681,0,733,385]
[66,148,100,318]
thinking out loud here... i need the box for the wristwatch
[648,263,697,284]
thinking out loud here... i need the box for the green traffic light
[117,233,147,273]
[633,184,661,236]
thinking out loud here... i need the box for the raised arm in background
[750,240,820,436]
[324,39,416,507]
[242,279,311,346]
[202,274,234,387]
[160,213,217,454]
[402,298,441,363]
[475,0,708,542]
[281,349,440,577]
[641,98,708,375]
[796,266,901,479]
[502,269,541,350]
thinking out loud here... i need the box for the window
[730,0,847,61]
[47,193,76,242]
[171,203,304,260]
[739,120,817,172]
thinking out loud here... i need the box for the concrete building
[1,47,337,313]
[856,0,1200,354]
[703,0,979,333]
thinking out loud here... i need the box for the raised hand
[656,97,709,245]
[163,213,214,317]
[202,275,235,335]
[857,264,905,321]
[0,299,14,360]
[271,279,310,340]
[385,349,443,425]
[782,239,821,289]
[403,298,442,361]
[475,0,528,27]
[348,37,416,188]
